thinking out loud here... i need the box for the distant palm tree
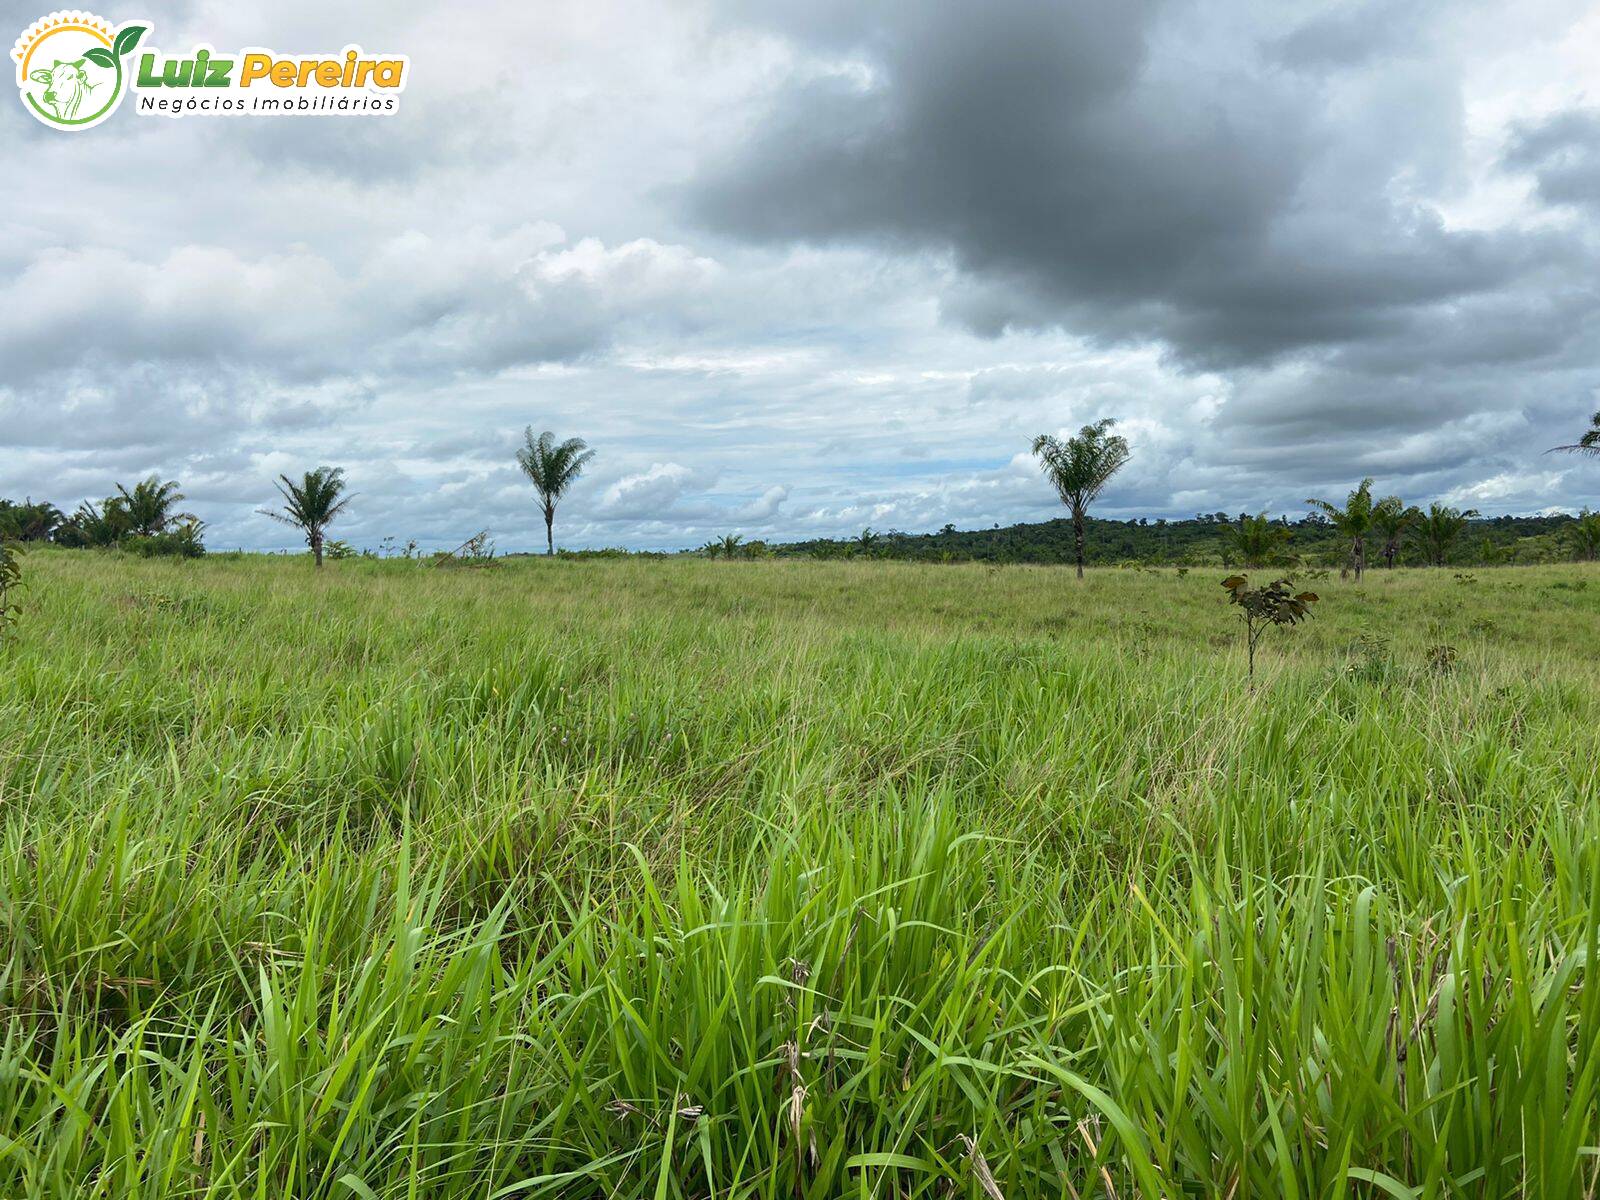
[1032,418,1131,579]
[1478,536,1509,566]
[516,429,595,556]
[261,467,352,568]
[1549,410,1600,458]
[63,498,131,547]
[716,533,745,559]
[115,476,192,537]
[1415,502,1479,567]
[1224,512,1292,568]
[1371,495,1420,568]
[855,528,881,557]
[1306,478,1379,580]
[0,499,64,542]
[1571,510,1600,562]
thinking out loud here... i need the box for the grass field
[2,551,1599,1198]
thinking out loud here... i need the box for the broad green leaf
[114,25,147,57]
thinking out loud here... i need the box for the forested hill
[773,512,1586,566]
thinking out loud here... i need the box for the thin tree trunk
[1072,509,1085,580]
[1353,536,1364,581]
[545,511,554,557]
[312,532,324,568]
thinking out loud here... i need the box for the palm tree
[60,498,131,548]
[115,476,192,537]
[716,533,745,559]
[1371,495,1420,568]
[1032,418,1132,579]
[1223,512,1292,568]
[1415,502,1479,567]
[1549,410,1600,458]
[1306,478,1379,580]
[516,429,595,556]
[855,527,881,557]
[0,499,63,542]
[260,467,352,567]
[1571,510,1600,562]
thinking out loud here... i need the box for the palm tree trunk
[545,511,554,557]
[1072,509,1085,580]
[1353,536,1364,581]
[312,532,324,568]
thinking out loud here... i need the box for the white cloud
[735,484,788,520]
[598,462,708,518]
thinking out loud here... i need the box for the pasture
[1,551,1598,1198]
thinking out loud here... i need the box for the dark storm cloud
[1506,108,1600,213]
[689,0,1583,370]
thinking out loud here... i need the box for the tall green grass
[1,551,1597,1197]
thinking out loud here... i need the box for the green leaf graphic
[83,46,115,68]
[113,25,147,58]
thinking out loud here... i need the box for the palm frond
[1031,420,1131,509]
[517,428,595,506]
[1548,409,1600,456]
[260,467,350,548]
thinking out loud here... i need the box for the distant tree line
[3,411,1595,567]
[6,488,1594,568]
[0,477,205,557]
[767,510,1597,568]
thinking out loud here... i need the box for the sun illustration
[11,9,146,130]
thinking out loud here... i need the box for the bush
[122,525,206,559]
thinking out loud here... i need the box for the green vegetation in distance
[1,550,1598,1196]
[767,508,1592,569]
[3,475,207,559]
[1224,511,1294,568]
[1572,509,1600,561]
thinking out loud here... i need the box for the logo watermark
[13,10,409,131]
[12,12,146,129]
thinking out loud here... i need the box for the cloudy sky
[5,0,1599,551]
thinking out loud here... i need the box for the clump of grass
[0,538,22,642]
[0,551,1597,1196]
